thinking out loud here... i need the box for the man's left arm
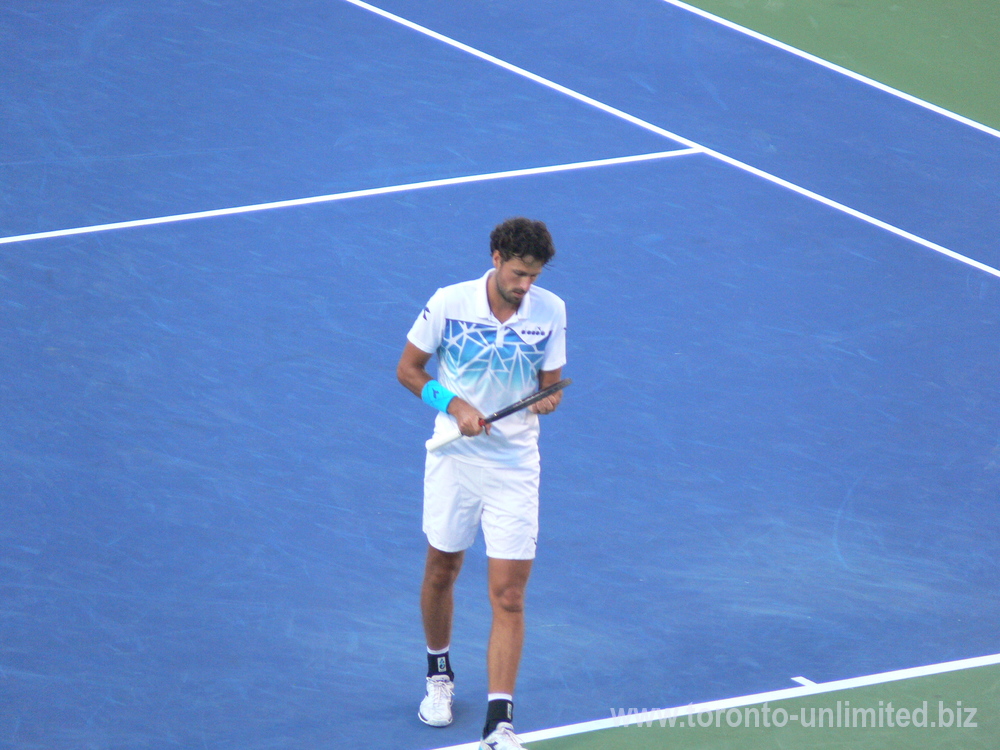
[529,294,566,415]
[528,368,563,415]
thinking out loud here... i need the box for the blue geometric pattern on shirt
[441,319,549,391]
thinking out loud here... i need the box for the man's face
[492,251,544,307]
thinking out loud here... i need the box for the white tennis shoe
[418,675,454,727]
[480,722,526,749]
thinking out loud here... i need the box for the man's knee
[424,548,463,590]
[490,581,527,614]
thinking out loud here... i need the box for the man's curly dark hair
[489,217,555,265]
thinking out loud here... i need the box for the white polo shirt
[408,269,567,466]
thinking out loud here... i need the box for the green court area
[681,0,1000,132]
[525,657,1000,749]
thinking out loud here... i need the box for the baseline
[430,652,1000,749]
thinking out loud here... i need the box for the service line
[0,150,697,246]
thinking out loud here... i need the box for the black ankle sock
[426,650,454,680]
[483,698,513,738]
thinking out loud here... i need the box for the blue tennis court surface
[2,2,998,749]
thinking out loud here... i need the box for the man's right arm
[396,341,434,398]
[396,342,488,437]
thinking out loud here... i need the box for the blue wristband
[421,380,456,413]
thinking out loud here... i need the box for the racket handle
[425,427,464,452]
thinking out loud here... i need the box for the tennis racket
[425,378,572,452]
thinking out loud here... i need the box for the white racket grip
[425,426,464,452]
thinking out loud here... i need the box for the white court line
[6,1,998,282]
[430,652,1000,749]
[702,149,1000,280]
[0,150,697,246]
[659,0,1000,141]
[340,0,1000,281]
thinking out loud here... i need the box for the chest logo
[514,326,549,345]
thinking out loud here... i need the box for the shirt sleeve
[406,288,446,355]
[540,297,567,371]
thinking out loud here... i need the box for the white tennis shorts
[423,452,540,560]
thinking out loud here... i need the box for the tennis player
[397,217,567,750]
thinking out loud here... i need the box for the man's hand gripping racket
[425,379,572,452]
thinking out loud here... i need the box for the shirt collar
[476,268,532,323]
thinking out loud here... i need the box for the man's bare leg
[421,545,464,651]
[486,557,533,694]
[418,545,464,728]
